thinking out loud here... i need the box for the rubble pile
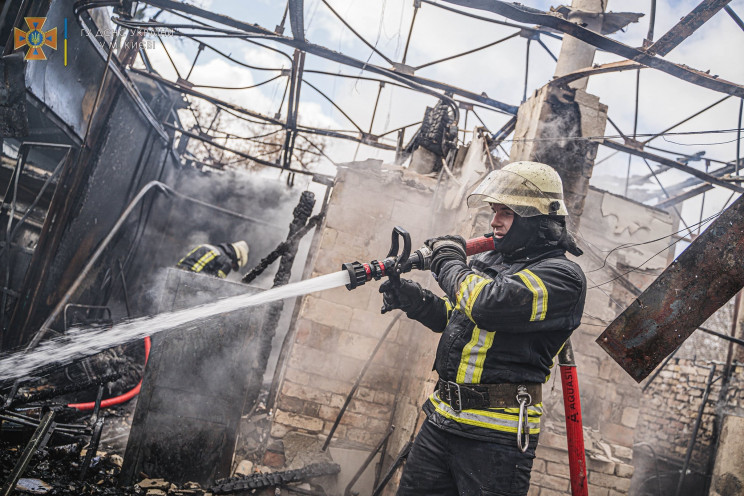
[0,440,136,495]
[0,440,228,495]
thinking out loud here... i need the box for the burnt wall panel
[121,268,268,486]
[14,90,173,337]
[25,0,105,140]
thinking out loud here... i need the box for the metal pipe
[0,413,84,434]
[371,441,413,496]
[303,79,365,134]
[343,426,395,496]
[401,2,419,65]
[536,37,558,61]
[699,325,744,347]
[0,148,71,260]
[118,259,132,318]
[1,410,56,496]
[79,385,104,480]
[647,0,657,42]
[736,98,742,176]
[28,181,166,349]
[642,95,730,145]
[674,364,718,496]
[641,158,695,237]
[1,148,27,335]
[321,0,394,65]
[185,42,205,80]
[322,313,402,451]
[725,5,744,32]
[522,37,531,103]
[414,32,520,71]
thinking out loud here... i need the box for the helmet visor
[467,170,555,217]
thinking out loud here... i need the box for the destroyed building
[1,1,744,496]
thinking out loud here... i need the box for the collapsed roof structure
[1,1,743,495]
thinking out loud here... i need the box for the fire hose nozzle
[343,261,368,290]
[342,229,496,291]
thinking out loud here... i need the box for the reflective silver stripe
[455,274,492,320]
[456,327,496,383]
[429,393,542,433]
[193,250,218,273]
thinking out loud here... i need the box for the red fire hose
[67,336,151,411]
[559,340,588,496]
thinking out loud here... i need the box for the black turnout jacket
[409,248,586,441]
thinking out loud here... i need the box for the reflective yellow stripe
[429,394,542,433]
[454,274,492,320]
[177,246,202,266]
[456,327,496,383]
[515,269,548,321]
[442,297,453,322]
[217,270,227,278]
[472,331,496,383]
[192,250,217,273]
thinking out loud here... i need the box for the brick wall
[523,187,678,495]
[632,357,744,494]
[266,165,683,495]
[268,161,458,478]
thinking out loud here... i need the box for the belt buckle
[446,381,462,413]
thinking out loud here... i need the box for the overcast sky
[134,0,744,240]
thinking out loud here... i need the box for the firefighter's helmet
[231,241,250,268]
[467,161,568,217]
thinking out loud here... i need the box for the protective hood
[494,215,582,260]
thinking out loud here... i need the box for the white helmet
[467,161,568,217]
[230,241,250,268]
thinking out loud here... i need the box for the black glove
[379,278,427,315]
[425,235,467,275]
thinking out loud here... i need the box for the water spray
[0,228,496,384]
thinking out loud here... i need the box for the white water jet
[0,270,351,382]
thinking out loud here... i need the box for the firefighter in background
[177,241,250,278]
[379,162,586,496]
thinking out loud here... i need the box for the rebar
[1,410,56,496]
[322,314,402,451]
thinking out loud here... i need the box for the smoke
[123,167,313,317]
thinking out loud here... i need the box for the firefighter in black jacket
[177,241,249,278]
[380,161,586,496]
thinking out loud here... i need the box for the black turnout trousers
[396,420,537,496]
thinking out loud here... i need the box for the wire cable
[190,74,284,90]
[582,211,722,275]
[320,0,395,66]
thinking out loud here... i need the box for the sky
[129,0,744,241]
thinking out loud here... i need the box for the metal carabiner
[516,385,532,453]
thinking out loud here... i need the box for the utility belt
[436,378,541,452]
